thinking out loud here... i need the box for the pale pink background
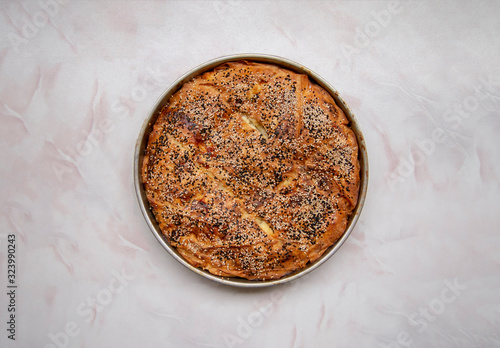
[1,1,499,347]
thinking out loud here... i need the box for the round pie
[142,60,360,280]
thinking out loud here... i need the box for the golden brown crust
[142,61,360,280]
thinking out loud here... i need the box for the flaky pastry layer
[143,61,360,280]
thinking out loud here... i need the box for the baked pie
[142,61,360,280]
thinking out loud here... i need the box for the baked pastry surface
[142,61,360,280]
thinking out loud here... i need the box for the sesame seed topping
[142,61,360,280]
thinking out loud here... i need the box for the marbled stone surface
[1,1,499,347]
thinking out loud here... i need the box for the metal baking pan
[134,54,368,287]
